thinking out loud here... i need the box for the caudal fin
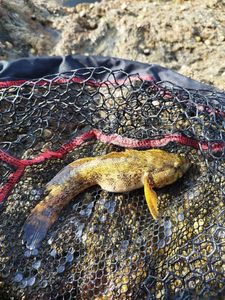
[23,161,93,248]
[23,206,58,249]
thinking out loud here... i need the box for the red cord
[0,130,224,204]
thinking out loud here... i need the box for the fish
[23,149,189,249]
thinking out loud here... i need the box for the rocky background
[0,0,225,90]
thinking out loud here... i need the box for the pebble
[218,35,225,42]
[27,276,36,286]
[177,212,184,222]
[43,129,52,139]
[120,240,129,250]
[20,280,28,288]
[14,272,23,283]
[57,264,65,273]
[5,41,13,49]
[30,48,36,55]
[50,248,57,257]
[40,280,48,288]
[66,252,74,263]
[32,260,41,270]
[79,11,86,18]
[205,39,212,46]
[143,48,150,55]
[195,36,201,42]
[88,20,97,30]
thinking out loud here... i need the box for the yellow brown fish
[23,149,189,248]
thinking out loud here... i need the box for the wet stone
[50,248,57,257]
[177,212,185,222]
[104,200,116,214]
[75,223,85,239]
[47,237,54,245]
[99,215,107,223]
[27,276,36,286]
[120,240,129,250]
[57,264,65,274]
[158,239,166,249]
[14,272,23,283]
[30,189,38,196]
[31,249,39,256]
[72,203,79,211]
[32,260,41,270]
[164,220,172,229]
[66,252,74,263]
[79,202,94,218]
[165,228,173,237]
[20,279,28,289]
[24,250,32,258]
[40,280,48,288]
[99,198,107,205]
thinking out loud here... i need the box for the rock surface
[0,0,225,90]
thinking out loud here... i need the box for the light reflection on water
[61,0,100,7]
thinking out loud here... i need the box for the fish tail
[23,158,97,249]
[23,190,64,249]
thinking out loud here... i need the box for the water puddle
[59,0,100,7]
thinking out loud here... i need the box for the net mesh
[0,67,224,300]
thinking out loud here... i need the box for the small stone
[27,276,36,286]
[177,213,184,222]
[40,280,48,288]
[87,20,97,30]
[79,11,86,18]
[14,272,23,283]
[164,220,172,229]
[121,284,128,293]
[195,36,201,42]
[48,237,54,245]
[5,41,13,49]
[143,48,150,55]
[0,42,6,49]
[32,260,41,270]
[205,39,212,46]
[218,35,225,42]
[120,240,129,250]
[158,239,165,248]
[66,252,74,263]
[43,129,52,139]
[20,280,28,288]
[99,215,106,223]
[31,249,39,256]
[57,265,65,273]
[96,7,104,17]
[30,48,36,55]
[50,249,57,257]
[165,228,172,237]
[24,250,31,257]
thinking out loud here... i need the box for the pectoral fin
[143,173,158,220]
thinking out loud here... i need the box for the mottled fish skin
[23,149,189,249]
